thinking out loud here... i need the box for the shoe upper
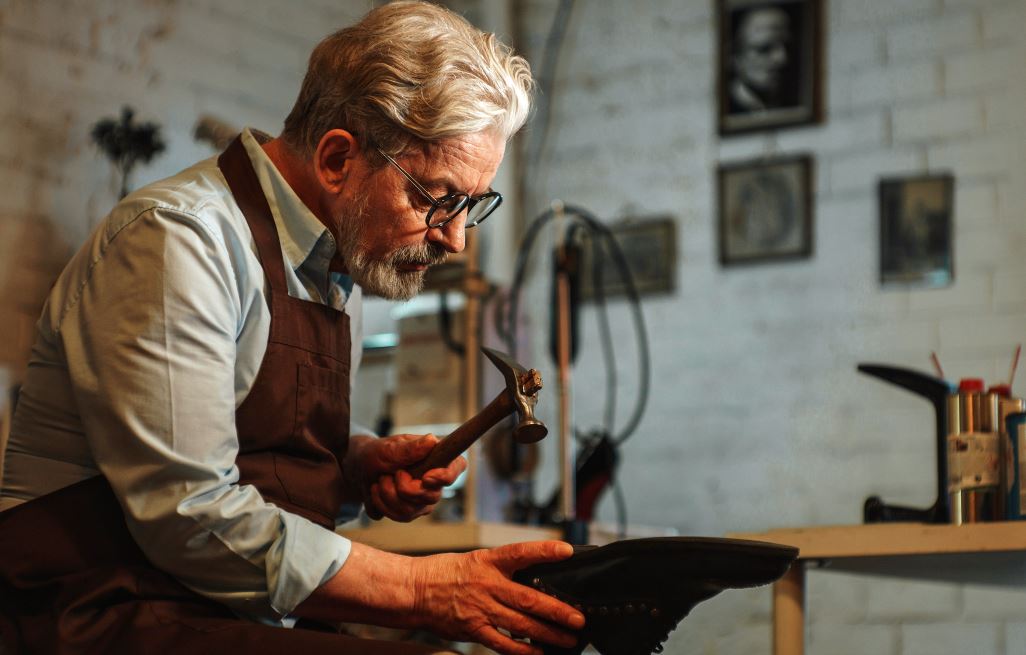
[512,537,798,655]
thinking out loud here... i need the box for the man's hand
[411,541,585,655]
[355,433,466,522]
[297,541,584,655]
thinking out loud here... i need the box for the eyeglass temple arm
[377,150,437,203]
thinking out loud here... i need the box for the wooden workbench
[339,519,562,554]
[728,522,1026,655]
[339,518,673,553]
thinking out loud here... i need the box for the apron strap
[218,137,289,294]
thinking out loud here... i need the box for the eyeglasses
[376,149,503,229]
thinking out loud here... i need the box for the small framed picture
[718,155,813,266]
[717,0,823,135]
[580,217,677,300]
[879,175,954,288]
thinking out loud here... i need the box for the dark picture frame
[717,0,823,135]
[580,217,677,301]
[879,175,954,288]
[718,155,814,266]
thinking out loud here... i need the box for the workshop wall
[3,1,1026,654]
[0,0,367,376]
[516,1,1026,654]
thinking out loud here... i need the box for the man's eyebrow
[420,175,461,194]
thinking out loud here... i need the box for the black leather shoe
[513,536,798,655]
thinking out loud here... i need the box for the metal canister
[994,388,1025,517]
[1005,412,1026,520]
[946,379,1001,524]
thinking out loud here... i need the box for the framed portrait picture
[718,155,813,266]
[879,175,954,288]
[717,0,823,135]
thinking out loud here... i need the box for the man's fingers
[370,481,406,519]
[378,476,420,516]
[383,433,438,467]
[364,492,384,520]
[472,625,545,655]
[499,582,586,634]
[373,477,428,522]
[489,541,575,574]
[421,455,468,488]
[395,469,424,496]
[489,601,580,651]
[396,471,443,505]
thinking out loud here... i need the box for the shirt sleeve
[55,206,351,623]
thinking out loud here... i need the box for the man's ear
[313,129,360,193]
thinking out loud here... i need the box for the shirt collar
[239,128,332,275]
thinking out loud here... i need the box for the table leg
[772,563,805,655]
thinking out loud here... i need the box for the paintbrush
[1008,344,1021,387]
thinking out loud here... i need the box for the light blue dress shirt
[0,129,362,625]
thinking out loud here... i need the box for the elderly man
[0,3,584,654]
[728,6,794,113]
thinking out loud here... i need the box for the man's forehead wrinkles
[410,138,498,195]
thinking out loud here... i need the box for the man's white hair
[282,1,534,159]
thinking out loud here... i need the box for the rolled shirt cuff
[266,511,352,617]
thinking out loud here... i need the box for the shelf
[339,520,561,554]
[729,521,1026,587]
[729,521,1026,558]
[339,519,679,555]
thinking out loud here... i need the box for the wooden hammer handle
[408,389,514,479]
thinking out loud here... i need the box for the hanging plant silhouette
[91,106,166,199]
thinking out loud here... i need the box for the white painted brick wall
[946,46,1022,93]
[892,97,984,142]
[809,623,899,655]
[954,180,999,222]
[964,585,1026,620]
[848,62,943,108]
[902,623,1002,655]
[1007,622,1026,655]
[866,579,961,621]
[0,0,368,370]
[4,1,1026,653]
[833,0,939,27]
[885,11,980,60]
[519,0,1026,654]
[982,2,1026,42]
[830,149,926,194]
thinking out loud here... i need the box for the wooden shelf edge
[728,521,1026,560]
[339,520,562,554]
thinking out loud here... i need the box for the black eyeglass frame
[376,148,503,229]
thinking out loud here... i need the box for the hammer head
[482,347,548,444]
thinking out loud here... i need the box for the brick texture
[4,1,1026,654]
[0,0,364,378]
[516,1,1026,654]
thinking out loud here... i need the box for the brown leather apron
[225,134,351,529]
[0,138,440,654]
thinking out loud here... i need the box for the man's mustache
[388,242,448,267]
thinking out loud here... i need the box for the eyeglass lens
[427,193,502,228]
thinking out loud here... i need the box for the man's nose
[427,216,466,254]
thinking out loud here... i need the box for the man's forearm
[293,542,418,626]
[294,540,586,655]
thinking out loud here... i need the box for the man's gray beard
[335,203,448,301]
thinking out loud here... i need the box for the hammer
[409,347,548,478]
